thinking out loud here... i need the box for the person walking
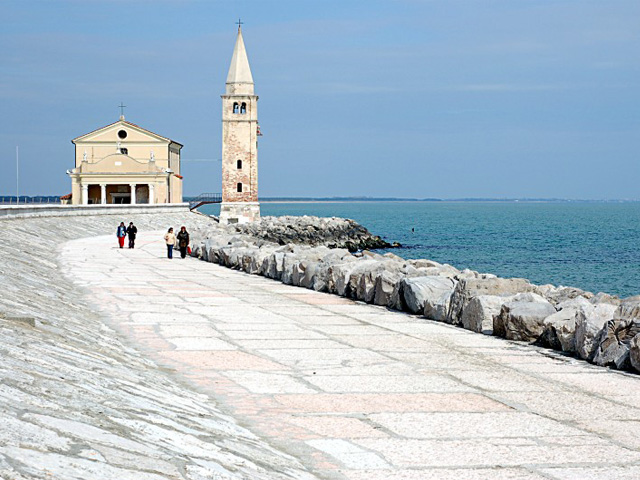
[116,222,127,249]
[126,222,138,249]
[164,227,176,259]
[177,226,190,259]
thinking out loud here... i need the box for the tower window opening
[233,102,239,114]
[237,183,243,193]
[240,102,247,114]
[237,160,242,169]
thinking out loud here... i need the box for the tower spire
[226,23,254,94]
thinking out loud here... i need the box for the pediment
[73,120,178,145]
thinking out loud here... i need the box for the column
[130,183,136,205]
[100,184,106,204]
[148,183,155,204]
[81,184,88,205]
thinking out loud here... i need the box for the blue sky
[1,0,638,199]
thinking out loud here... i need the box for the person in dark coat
[116,222,127,248]
[177,226,190,259]
[126,222,138,249]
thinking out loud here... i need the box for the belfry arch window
[232,102,239,114]
[237,160,242,169]
[237,183,243,193]
[240,102,247,114]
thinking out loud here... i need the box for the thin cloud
[314,82,401,94]
[451,83,569,92]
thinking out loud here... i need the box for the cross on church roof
[235,18,243,30]
[119,102,126,119]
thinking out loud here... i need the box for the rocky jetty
[232,215,399,251]
[191,217,640,376]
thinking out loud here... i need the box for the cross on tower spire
[118,102,126,120]
[235,18,243,31]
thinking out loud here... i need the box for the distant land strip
[2,196,639,203]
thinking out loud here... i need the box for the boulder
[373,270,403,307]
[460,295,508,334]
[240,248,261,273]
[345,260,381,299]
[281,251,302,285]
[615,298,640,321]
[630,334,640,373]
[590,292,621,306]
[418,279,457,322]
[540,286,594,307]
[264,251,285,280]
[357,263,391,303]
[401,276,456,315]
[448,277,536,326]
[289,248,330,288]
[539,297,592,352]
[574,303,618,361]
[493,293,556,342]
[592,320,640,370]
[311,249,349,292]
[329,259,359,296]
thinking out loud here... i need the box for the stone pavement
[63,231,640,480]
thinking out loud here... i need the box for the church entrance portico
[79,182,156,204]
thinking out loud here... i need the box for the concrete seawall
[0,210,314,480]
[0,203,191,219]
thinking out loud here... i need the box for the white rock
[401,276,456,315]
[493,293,556,342]
[461,295,508,335]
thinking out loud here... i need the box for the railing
[0,196,62,205]
[189,193,222,210]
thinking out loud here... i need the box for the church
[67,116,183,205]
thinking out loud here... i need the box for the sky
[1,0,639,199]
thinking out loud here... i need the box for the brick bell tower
[219,24,260,224]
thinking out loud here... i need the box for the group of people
[164,226,190,259]
[116,222,138,249]
[115,222,190,259]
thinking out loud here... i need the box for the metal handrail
[189,193,222,210]
[0,196,62,205]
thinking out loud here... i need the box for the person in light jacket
[176,226,190,259]
[116,222,127,249]
[164,227,176,259]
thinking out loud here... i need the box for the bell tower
[219,23,260,224]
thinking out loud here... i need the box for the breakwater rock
[232,215,399,251]
[191,218,640,376]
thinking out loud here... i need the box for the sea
[199,202,640,299]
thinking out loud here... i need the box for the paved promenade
[63,232,640,480]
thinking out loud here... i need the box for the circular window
[118,130,127,139]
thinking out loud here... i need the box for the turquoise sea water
[200,202,640,298]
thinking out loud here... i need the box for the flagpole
[16,146,19,205]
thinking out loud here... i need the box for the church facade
[219,25,261,224]
[68,118,183,205]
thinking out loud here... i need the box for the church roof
[72,119,183,147]
[226,26,254,87]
